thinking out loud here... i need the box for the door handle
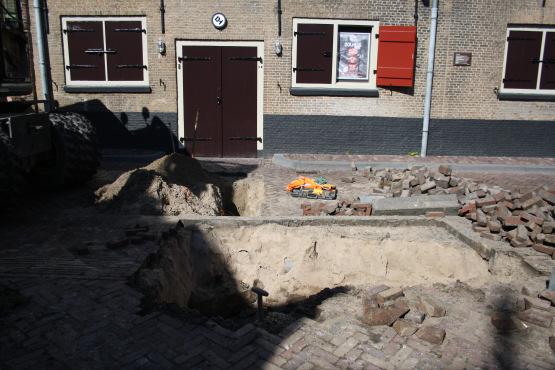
[217,97,222,105]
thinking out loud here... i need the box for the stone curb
[272,153,555,174]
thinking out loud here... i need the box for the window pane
[337,27,371,81]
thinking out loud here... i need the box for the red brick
[516,309,552,328]
[425,211,445,218]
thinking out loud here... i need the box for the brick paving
[1,155,555,369]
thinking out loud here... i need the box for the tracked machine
[0,0,100,203]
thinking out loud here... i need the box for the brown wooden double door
[182,45,258,157]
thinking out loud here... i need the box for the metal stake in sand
[251,287,269,321]
[191,109,199,158]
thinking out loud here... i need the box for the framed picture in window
[337,31,371,81]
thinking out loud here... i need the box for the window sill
[290,87,379,97]
[497,91,555,101]
[63,85,152,93]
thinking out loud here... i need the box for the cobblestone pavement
[1,155,555,369]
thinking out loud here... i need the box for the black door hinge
[179,56,212,62]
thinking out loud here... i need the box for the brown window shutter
[503,31,542,89]
[66,21,105,81]
[540,32,555,90]
[376,26,417,88]
[105,21,145,82]
[294,23,333,84]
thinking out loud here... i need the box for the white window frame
[291,18,380,91]
[500,26,555,97]
[61,16,149,88]
[175,40,265,151]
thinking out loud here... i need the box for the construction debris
[361,284,447,345]
[296,165,555,256]
[95,154,224,216]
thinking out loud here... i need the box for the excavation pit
[132,217,502,320]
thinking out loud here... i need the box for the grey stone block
[372,195,460,216]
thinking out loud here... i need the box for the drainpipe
[420,0,438,158]
[33,0,53,112]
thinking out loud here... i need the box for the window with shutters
[61,16,149,93]
[499,26,555,99]
[291,18,380,97]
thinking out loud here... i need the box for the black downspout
[277,0,282,37]
[160,0,165,34]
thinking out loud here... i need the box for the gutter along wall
[29,0,555,156]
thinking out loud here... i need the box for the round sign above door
[212,13,227,30]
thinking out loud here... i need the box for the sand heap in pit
[95,154,224,216]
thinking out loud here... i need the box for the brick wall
[26,0,555,153]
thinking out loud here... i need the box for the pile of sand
[95,154,224,216]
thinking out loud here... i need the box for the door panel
[66,21,105,81]
[540,32,555,90]
[222,47,258,157]
[182,46,221,157]
[504,31,542,89]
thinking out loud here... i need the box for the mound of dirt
[95,154,224,216]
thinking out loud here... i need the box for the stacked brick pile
[362,285,447,345]
[364,165,555,256]
[301,201,371,216]
[458,185,555,254]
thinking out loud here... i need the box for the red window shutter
[376,26,417,88]
[105,21,145,82]
[540,32,555,90]
[66,21,105,81]
[294,23,334,84]
[504,31,542,90]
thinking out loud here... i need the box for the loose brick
[392,319,418,337]
[376,287,404,306]
[503,216,524,228]
[539,290,555,305]
[361,299,410,326]
[516,309,552,328]
[521,197,544,210]
[532,243,555,256]
[438,165,452,176]
[476,209,488,227]
[523,296,552,311]
[421,181,436,193]
[539,189,555,205]
[416,297,446,317]
[487,220,502,233]
[545,234,555,246]
[415,326,446,345]
[476,196,496,208]
[404,310,425,324]
[543,222,555,234]
[458,201,476,216]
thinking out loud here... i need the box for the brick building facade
[23,0,555,156]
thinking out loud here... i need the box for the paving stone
[415,326,446,345]
[516,309,553,328]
